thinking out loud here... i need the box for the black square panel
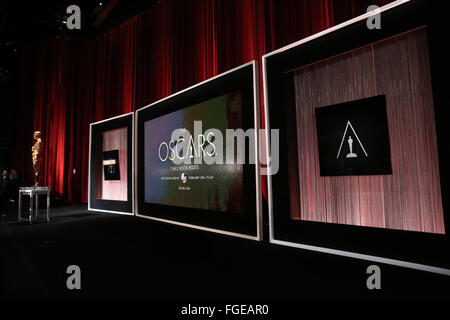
[103,150,121,180]
[315,95,392,176]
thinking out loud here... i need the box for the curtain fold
[13,0,390,203]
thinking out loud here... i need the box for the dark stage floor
[0,205,449,300]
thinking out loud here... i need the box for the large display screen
[136,61,260,239]
[143,92,244,213]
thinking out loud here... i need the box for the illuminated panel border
[135,61,262,241]
[88,112,135,216]
[263,0,450,275]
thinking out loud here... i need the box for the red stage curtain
[13,0,392,203]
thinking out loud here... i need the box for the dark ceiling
[0,0,159,44]
[0,0,159,80]
[0,0,159,147]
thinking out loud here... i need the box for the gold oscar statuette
[32,131,42,187]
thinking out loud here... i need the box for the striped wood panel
[95,127,128,201]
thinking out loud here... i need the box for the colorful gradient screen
[144,91,244,213]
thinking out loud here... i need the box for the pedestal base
[18,186,51,224]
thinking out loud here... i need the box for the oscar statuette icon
[346,135,357,158]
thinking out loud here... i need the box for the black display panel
[264,0,450,273]
[103,150,121,181]
[136,62,261,239]
[315,95,392,176]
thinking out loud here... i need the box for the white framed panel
[263,0,450,276]
[88,112,135,216]
[135,61,262,240]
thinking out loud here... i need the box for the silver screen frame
[88,112,135,216]
[135,61,263,241]
[263,0,450,276]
